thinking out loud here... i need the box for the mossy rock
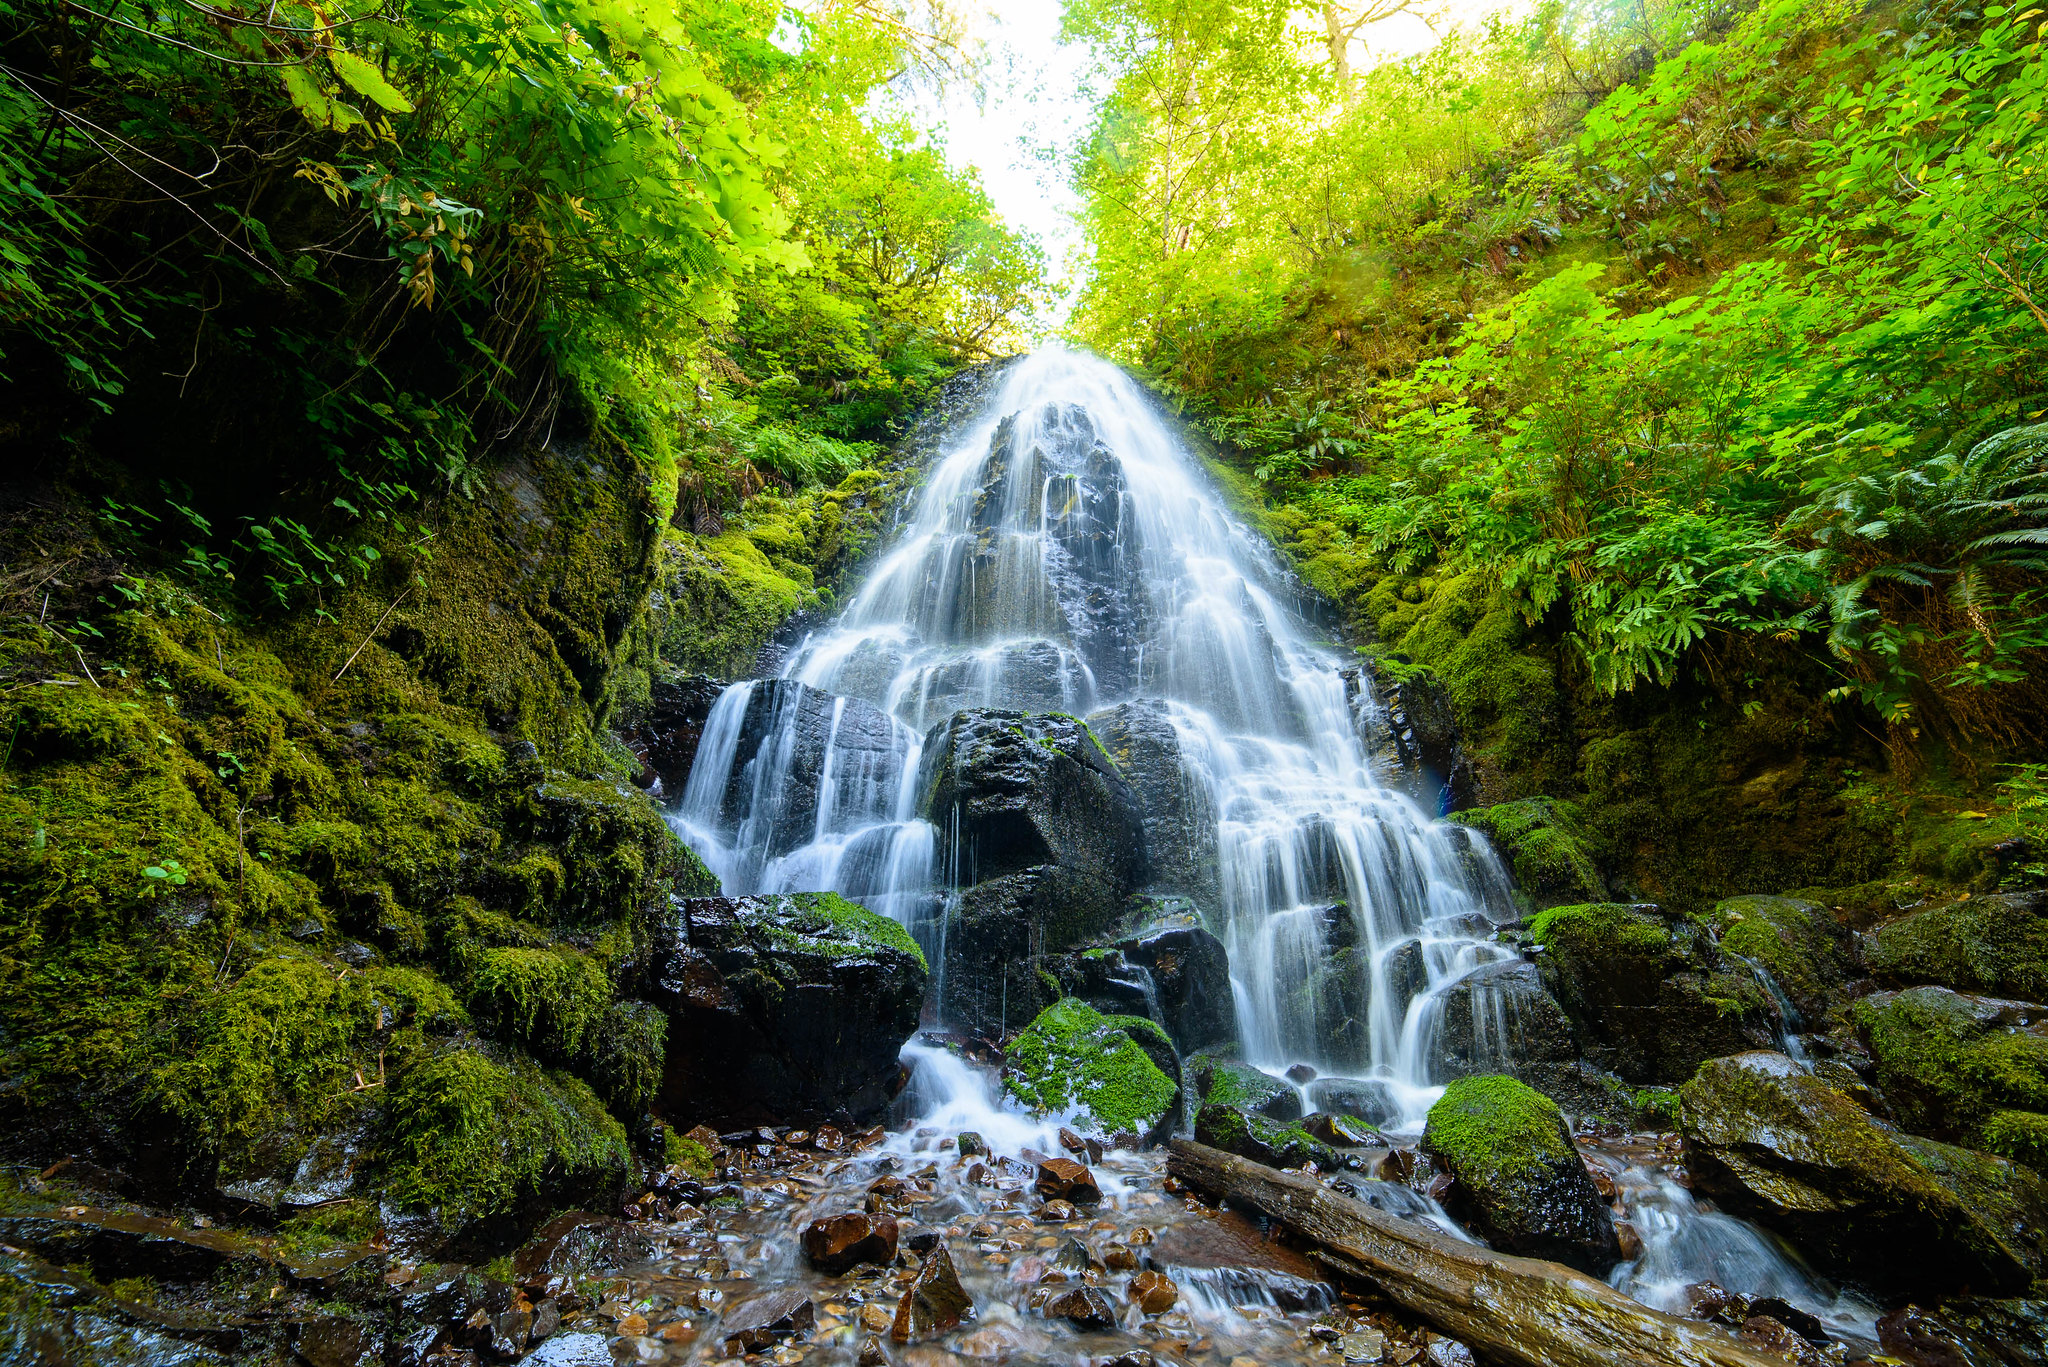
[1865,892,2048,1001]
[1193,1103,1341,1171]
[1530,903,1773,1083]
[1712,895,1855,1023]
[1679,1051,2048,1296]
[1002,999,1178,1136]
[1852,987,2048,1170]
[1193,1058,1303,1122]
[1448,798,1606,910]
[1421,1075,1619,1273]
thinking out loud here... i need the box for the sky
[885,1,1520,313]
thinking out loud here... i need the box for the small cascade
[1734,956,1812,1065]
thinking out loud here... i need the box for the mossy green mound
[1713,895,1855,1021]
[761,890,927,968]
[1853,987,2048,1170]
[1193,1103,1339,1170]
[1865,893,2048,1001]
[1195,1057,1304,1121]
[1449,798,1605,910]
[1002,999,1177,1135]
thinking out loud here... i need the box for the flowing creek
[631,347,1879,1363]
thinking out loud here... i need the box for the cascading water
[670,345,1520,1130]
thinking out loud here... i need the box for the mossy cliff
[0,438,720,1234]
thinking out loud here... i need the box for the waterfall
[669,346,1519,1130]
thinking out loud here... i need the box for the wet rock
[1003,999,1178,1137]
[1194,1058,1303,1121]
[1195,1104,1342,1171]
[1040,924,1235,1056]
[1421,1075,1620,1274]
[1086,699,1219,911]
[1878,1297,2048,1366]
[889,1241,973,1340]
[511,1212,661,1295]
[1865,889,2048,1001]
[655,892,927,1127]
[858,1334,889,1367]
[0,1202,272,1282]
[1043,1285,1118,1330]
[1422,960,1585,1104]
[1422,1336,1477,1367]
[1039,1199,1079,1222]
[1285,1063,1318,1085]
[628,673,730,797]
[1147,1210,1333,1311]
[802,1212,899,1275]
[1305,1077,1402,1129]
[934,866,1129,1036]
[1302,1112,1381,1147]
[294,1318,370,1367]
[1712,895,1856,1023]
[1680,1050,2048,1295]
[957,1132,987,1158]
[1445,798,1605,910]
[1126,1269,1178,1315]
[1747,1298,1827,1343]
[722,1288,816,1353]
[1030,1153,1104,1205]
[1532,902,1775,1084]
[1051,1237,1097,1274]
[520,1331,612,1366]
[1852,985,2048,1163]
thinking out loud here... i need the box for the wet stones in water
[1306,1078,1401,1130]
[866,1176,912,1214]
[1059,1126,1103,1162]
[1680,1050,2048,1296]
[958,1131,987,1157]
[802,1212,899,1275]
[1878,1297,2048,1366]
[889,1241,973,1341]
[1039,1199,1079,1222]
[722,1287,816,1354]
[1029,1153,1103,1205]
[858,1334,889,1367]
[1420,1076,1620,1274]
[1302,1112,1380,1148]
[1127,1269,1178,1315]
[1147,1210,1333,1311]
[511,1212,662,1296]
[521,1331,612,1366]
[1043,1285,1118,1330]
[1051,1237,1098,1276]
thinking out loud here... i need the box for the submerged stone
[655,892,927,1127]
[1420,1075,1619,1274]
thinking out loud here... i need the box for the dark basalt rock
[1194,1104,1342,1171]
[1193,1058,1302,1122]
[1877,1297,2048,1366]
[1305,1077,1402,1129]
[626,673,729,796]
[1864,890,2048,1002]
[654,893,927,1127]
[1422,1074,1619,1275]
[918,709,1146,891]
[933,864,1128,1037]
[1087,699,1219,911]
[1032,924,1235,1056]
[1680,1051,2048,1296]
[1533,902,1776,1084]
[1424,960,1589,1107]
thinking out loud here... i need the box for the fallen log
[1167,1140,1790,1367]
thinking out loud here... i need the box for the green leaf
[329,51,414,114]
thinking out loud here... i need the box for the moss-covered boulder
[1679,1051,2048,1296]
[1193,1057,1303,1122]
[1711,895,1855,1025]
[655,893,927,1128]
[1852,987,2048,1170]
[1447,798,1606,911]
[1421,1076,1619,1274]
[1002,999,1178,1137]
[1531,903,1774,1083]
[1865,891,2048,1002]
[1194,1103,1342,1170]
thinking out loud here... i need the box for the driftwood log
[1167,1140,1791,1367]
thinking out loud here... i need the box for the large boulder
[1194,1103,1342,1171]
[917,709,1146,890]
[1001,998,1178,1138]
[1852,986,2048,1170]
[1086,700,1219,911]
[1532,902,1774,1083]
[1445,799,1606,912]
[655,893,927,1127]
[1679,1051,2048,1296]
[1423,960,1588,1106]
[1421,1075,1620,1274]
[1193,1057,1303,1122]
[930,865,1126,1037]
[1712,895,1856,1024]
[1865,891,2048,1001]
[1033,924,1235,1056]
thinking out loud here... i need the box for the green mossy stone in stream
[1712,895,1855,1022]
[1421,1075,1620,1273]
[663,1128,715,1183]
[1447,798,1606,911]
[1002,999,1177,1136]
[1193,1103,1341,1171]
[1192,1058,1304,1122]
[1865,892,2048,1001]
[1852,986,2048,1169]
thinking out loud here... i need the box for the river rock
[1003,999,1179,1138]
[1421,1075,1619,1274]
[1043,1285,1118,1329]
[510,1212,662,1295]
[1087,699,1219,911]
[1679,1050,2048,1295]
[655,892,927,1127]
[1031,1154,1103,1205]
[890,1241,973,1340]
[802,1212,899,1274]
[723,1287,815,1353]
[1711,895,1855,1024]
[1865,890,2048,1001]
[1877,1297,2048,1365]
[918,709,1147,890]
[1532,902,1775,1083]
[1422,960,1585,1104]
[1126,1269,1179,1315]
[1853,985,2048,1162]
[1195,1104,1342,1171]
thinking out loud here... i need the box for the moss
[1865,895,2048,1000]
[1529,901,1670,957]
[1447,798,1604,909]
[1422,1075,1574,1188]
[580,1000,667,1115]
[381,1048,630,1226]
[1714,894,1853,1018]
[1853,987,2048,1167]
[1193,1103,1340,1170]
[761,891,926,969]
[1003,998,1178,1134]
[464,947,611,1060]
[664,1127,715,1182]
[1200,1059,1296,1114]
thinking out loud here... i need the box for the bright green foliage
[1448,798,1605,909]
[759,891,927,969]
[1003,997,1178,1133]
[465,948,611,1060]
[664,1127,715,1181]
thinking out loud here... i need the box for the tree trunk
[1322,3,1354,109]
[1166,1141,1792,1367]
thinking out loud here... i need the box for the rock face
[1086,699,1219,911]
[1533,902,1775,1083]
[1853,986,2048,1168]
[627,674,730,795]
[655,893,927,1127]
[1445,798,1606,911]
[1034,924,1236,1056]
[1002,999,1178,1137]
[1422,960,1585,1104]
[1421,1075,1620,1275]
[1679,1051,2048,1296]
[1865,890,2048,1001]
[933,865,1127,1037]
[1712,895,1855,1024]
